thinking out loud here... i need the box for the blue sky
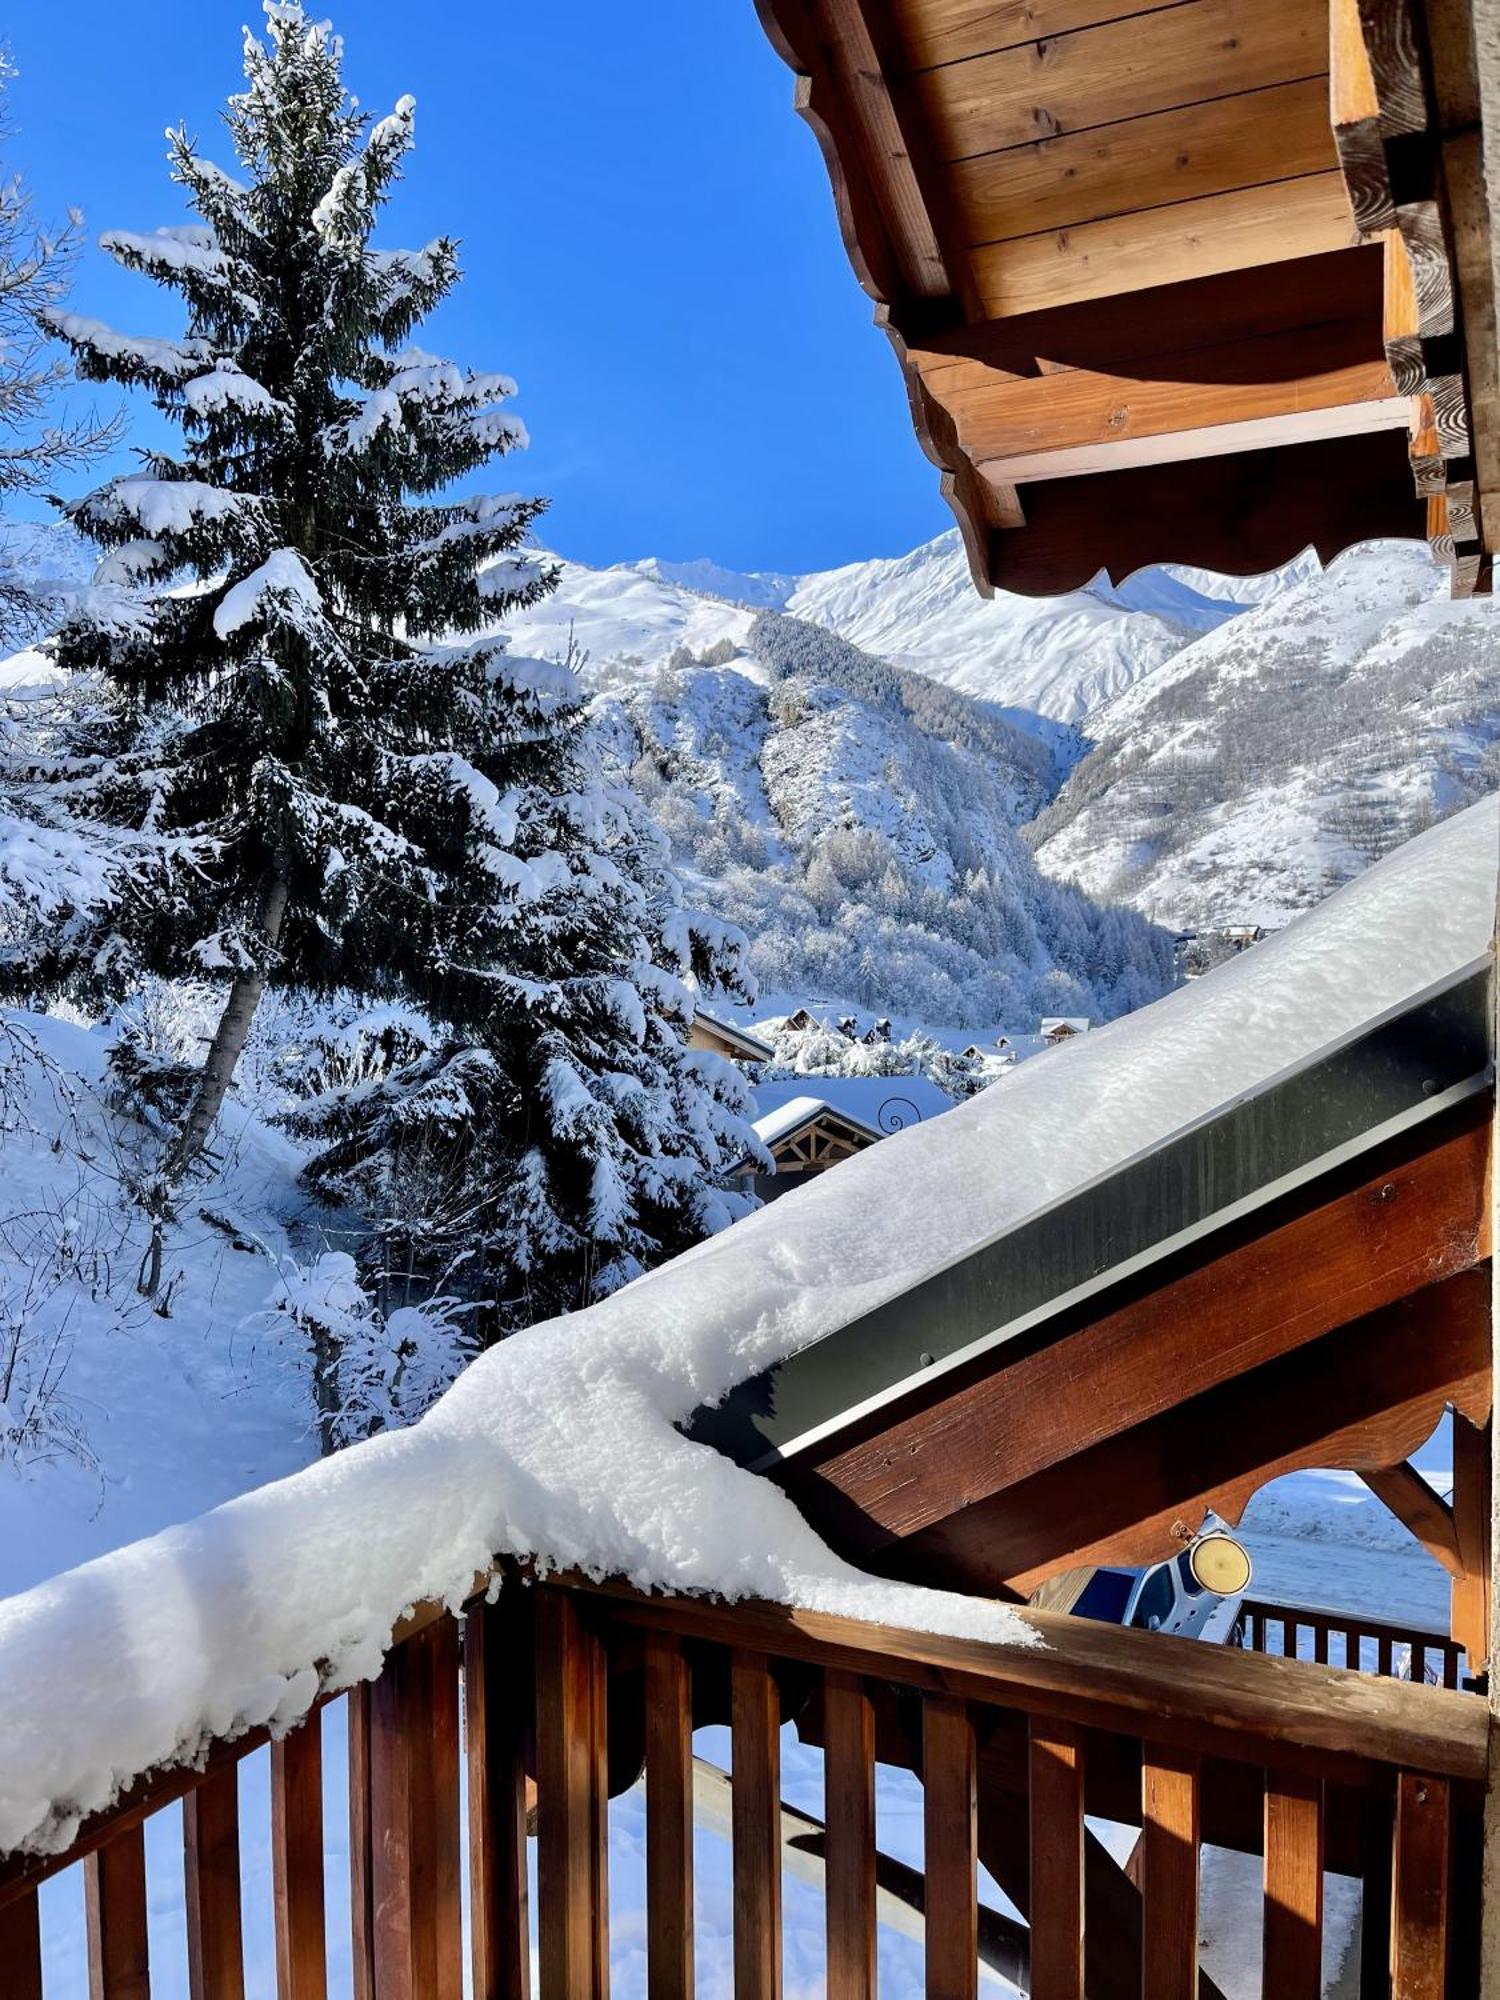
[4,0,951,575]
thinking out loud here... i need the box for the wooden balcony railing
[1234,1595,1471,1689]
[0,1565,1487,1998]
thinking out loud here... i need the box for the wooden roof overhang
[755,0,1500,595]
[692,957,1495,1633]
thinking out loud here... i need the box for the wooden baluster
[1028,1717,1084,2000]
[1341,1625,1361,1672]
[923,1694,978,2000]
[85,1824,151,1999]
[185,1765,245,2000]
[1312,1621,1329,1666]
[1391,1773,1449,1999]
[466,1596,532,2000]
[1141,1745,1198,2000]
[644,1633,694,2000]
[1263,1772,1323,1997]
[0,1886,43,2000]
[272,1718,327,2000]
[1442,1645,1460,1690]
[352,1620,464,2000]
[731,1651,781,2000]
[823,1670,875,2000]
[1378,1633,1394,1678]
[1407,1639,1425,1685]
[349,1685,376,2000]
[536,1589,609,2000]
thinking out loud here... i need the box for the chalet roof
[1040,1016,1090,1035]
[692,798,1497,1468]
[754,0,1498,594]
[693,1007,775,1063]
[753,1094,884,1150]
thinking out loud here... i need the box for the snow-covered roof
[1040,1016,1090,1034]
[692,1007,774,1062]
[753,1093,883,1149]
[0,799,1494,1856]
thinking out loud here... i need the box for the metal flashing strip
[689,957,1493,1473]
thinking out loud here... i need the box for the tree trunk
[139,872,291,1296]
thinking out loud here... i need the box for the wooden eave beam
[774,1099,1490,1575]
[1360,1458,1464,1574]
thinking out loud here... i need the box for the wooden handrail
[570,1572,1490,1787]
[0,1565,1487,1997]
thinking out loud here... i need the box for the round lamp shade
[1189,1532,1253,1596]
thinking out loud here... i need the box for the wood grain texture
[1028,1719,1084,2000]
[972,172,1357,316]
[185,1764,245,2000]
[792,1113,1488,1554]
[1391,1773,1450,1998]
[86,1828,151,2000]
[644,1633,694,2000]
[950,77,1334,244]
[892,1268,1489,1596]
[0,1886,43,2000]
[1141,1746,1199,2000]
[732,1651,782,2000]
[465,1596,532,2000]
[1262,1773,1323,1996]
[536,1590,609,2000]
[271,1721,326,2000]
[914,0,1329,159]
[923,1695,979,2000]
[1360,1460,1462,1574]
[886,0,1175,70]
[946,342,1395,460]
[822,1671,876,2000]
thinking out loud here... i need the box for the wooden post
[536,1587,609,2000]
[466,1595,532,2000]
[1263,1772,1323,1998]
[184,1763,246,2000]
[823,1669,875,2000]
[1392,1772,1450,1998]
[923,1693,978,2000]
[0,1886,43,2000]
[1141,1744,1199,2000]
[272,1718,328,2000]
[1028,1718,1084,2000]
[85,1826,151,2000]
[644,1632,694,2000]
[731,1650,781,2000]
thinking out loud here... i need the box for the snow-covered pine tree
[30,1,762,1321]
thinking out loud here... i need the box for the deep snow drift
[0,794,1493,1857]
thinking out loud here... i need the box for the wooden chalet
[687,1007,776,1065]
[744,1092,885,1198]
[1040,1014,1090,1044]
[753,0,1500,594]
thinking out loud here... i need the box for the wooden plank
[822,1670,876,2000]
[914,0,1330,160]
[1391,1773,1449,1998]
[0,1887,43,2000]
[971,172,1357,316]
[349,1686,376,2000]
[1028,1718,1084,2000]
[85,1827,151,2000]
[536,1590,608,2000]
[946,343,1396,462]
[465,1597,532,2000]
[1331,0,1395,233]
[1383,231,1424,392]
[923,1695,978,2000]
[364,1621,464,2000]
[271,1721,326,2000]
[732,1651,782,2000]
[950,78,1334,244]
[645,1633,694,2000]
[1262,1772,1323,1997]
[1439,128,1500,556]
[794,1116,1488,1561]
[184,1764,245,2000]
[910,1270,1490,1598]
[976,391,1408,481]
[1360,1461,1462,1574]
[1449,1415,1490,1668]
[1141,1745,1199,2000]
[885,0,1177,70]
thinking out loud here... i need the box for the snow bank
[0,798,1494,1856]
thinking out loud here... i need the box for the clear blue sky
[4,1,951,575]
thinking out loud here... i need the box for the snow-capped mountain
[1029,541,1500,932]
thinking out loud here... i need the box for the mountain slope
[1030,542,1500,930]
